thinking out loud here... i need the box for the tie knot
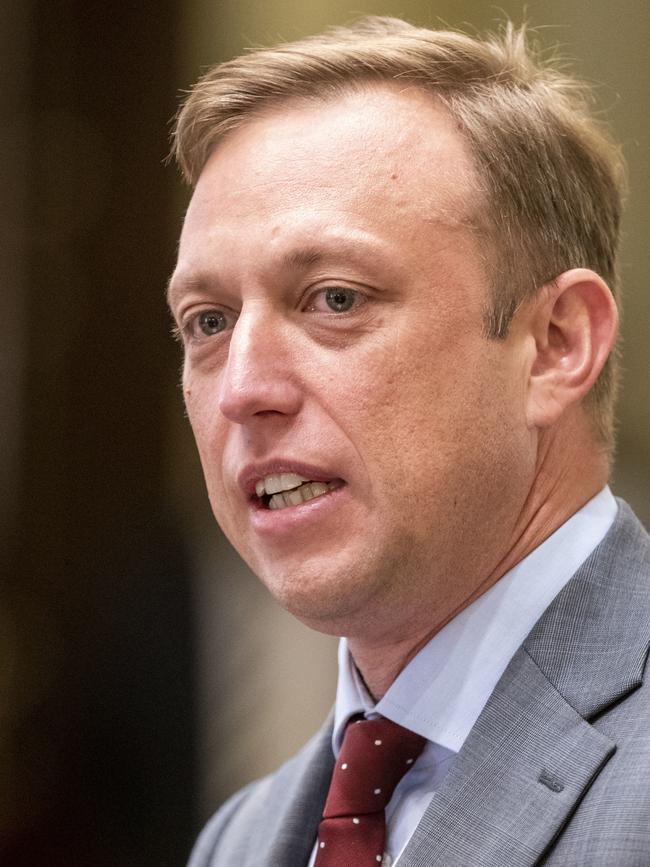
[323,717,426,818]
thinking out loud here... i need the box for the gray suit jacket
[189,500,650,866]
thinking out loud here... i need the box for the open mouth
[254,473,343,511]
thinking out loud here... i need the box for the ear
[525,268,619,430]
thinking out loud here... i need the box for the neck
[349,416,610,700]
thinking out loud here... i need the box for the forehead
[191,86,478,215]
[174,85,485,292]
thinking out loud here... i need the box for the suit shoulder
[187,774,274,867]
[187,717,334,867]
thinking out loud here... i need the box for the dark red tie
[314,717,426,866]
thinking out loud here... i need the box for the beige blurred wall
[170,0,650,818]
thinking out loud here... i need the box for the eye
[325,287,356,312]
[197,309,227,335]
[305,286,365,314]
[181,308,235,342]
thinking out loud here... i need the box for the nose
[218,303,303,424]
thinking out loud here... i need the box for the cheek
[183,374,227,486]
[354,330,463,451]
[353,333,515,500]
[313,335,409,462]
[309,334,445,510]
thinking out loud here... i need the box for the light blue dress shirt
[309,487,618,866]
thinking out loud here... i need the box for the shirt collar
[333,487,618,754]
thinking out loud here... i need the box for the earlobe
[525,269,619,430]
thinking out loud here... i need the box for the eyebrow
[277,238,400,278]
[166,272,197,308]
[281,247,326,270]
[166,253,323,308]
[166,234,408,308]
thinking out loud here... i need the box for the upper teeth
[255,473,309,497]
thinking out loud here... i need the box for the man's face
[170,86,536,641]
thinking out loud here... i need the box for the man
[168,17,650,866]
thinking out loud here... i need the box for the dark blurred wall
[2,1,197,864]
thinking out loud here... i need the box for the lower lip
[248,484,349,538]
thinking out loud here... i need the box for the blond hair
[172,17,626,447]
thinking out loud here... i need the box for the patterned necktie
[314,716,426,866]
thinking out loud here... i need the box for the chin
[254,557,385,636]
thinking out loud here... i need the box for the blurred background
[2,0,648,864]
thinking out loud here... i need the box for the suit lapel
[400,501,650,867]
[523,500,650,721]
[400,648,615,866]
[264,715,335,867]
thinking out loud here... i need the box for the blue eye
[324,287,357,312]
[198,310,227,335]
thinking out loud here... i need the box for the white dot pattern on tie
[314,716,426,866]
